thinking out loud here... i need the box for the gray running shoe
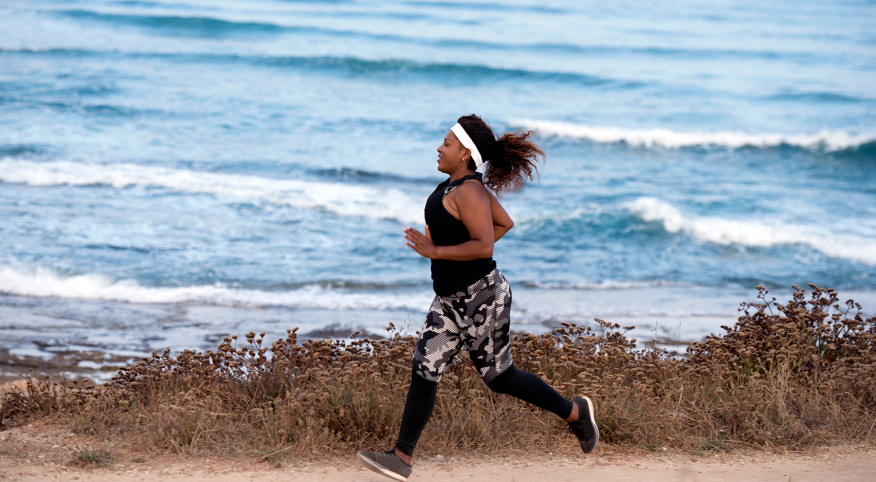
[356,450,412,481]
[569,396,599,454]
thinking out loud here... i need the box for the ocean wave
[59,9,290,35]
[0,46,90,54]
[55,8,557,46]
[835,141,876,160]
[405,1,567,14]
[0,265,742,327]
[520,280,683,290]
[767,91,867,103]
[0,160,422,223]
[0,265,426,310]
[3,31,818,69]
[0,144,49,157]
[46,7,825,64]
[312,166,436,185]
[509,119,875,151]
[3,45,617,86]
[623,197,876,265]
[254,56,613,85]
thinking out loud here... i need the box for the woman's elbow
[481,241,494,258]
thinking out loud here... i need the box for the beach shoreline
[0,311,736,385]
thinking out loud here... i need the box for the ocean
[1,0,875,381]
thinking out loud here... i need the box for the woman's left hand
[403,225,438,259]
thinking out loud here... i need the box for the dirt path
[1,449,873,482]
[1,420,874,482]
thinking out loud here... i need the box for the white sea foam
[0,264,746,324]
[623,197,876,264]
[509,119,874,150]
[0,265,429,310]
[0,46,64,52]
[0,159,423,223]
[523,280,683,290]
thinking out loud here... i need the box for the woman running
[357,115,598,481]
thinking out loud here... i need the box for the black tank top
[425,173,497,296]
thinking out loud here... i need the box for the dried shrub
[70,444,113,467]
[1,285,874,456]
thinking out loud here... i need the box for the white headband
[450,123,483,167]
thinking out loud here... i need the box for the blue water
[1,0,875,378]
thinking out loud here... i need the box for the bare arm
[403,182,494,260]
[484,187,514,242]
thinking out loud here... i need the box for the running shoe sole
[357,451,409,481]
[575,396,599,454]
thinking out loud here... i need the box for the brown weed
[1,285,874,457]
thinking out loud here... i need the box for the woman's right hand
[403,225,438,259]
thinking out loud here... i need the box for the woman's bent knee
[485,364,518,393]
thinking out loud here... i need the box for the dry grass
[1,284,874,458]
[70,444,114,467]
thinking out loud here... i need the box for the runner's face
[436,130,469,174]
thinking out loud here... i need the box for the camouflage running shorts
[413,268,513,384]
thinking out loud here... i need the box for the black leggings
[393,364,574,456]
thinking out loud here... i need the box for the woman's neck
[448,168,477,182]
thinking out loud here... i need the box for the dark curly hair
[457,114,544,195]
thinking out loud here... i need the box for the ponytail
[457,114,544,195]
[487,130,544,195]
